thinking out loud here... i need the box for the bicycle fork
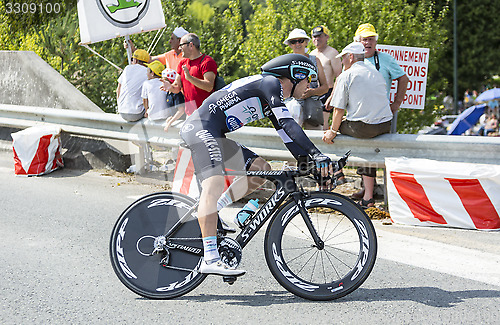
[291,192,324,250]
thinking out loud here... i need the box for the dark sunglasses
[179,42,190,47]
[289,39,306,45]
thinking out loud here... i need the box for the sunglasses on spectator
[289,39,306,45]
[179,42,191,47]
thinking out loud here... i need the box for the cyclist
[179,53,334,276]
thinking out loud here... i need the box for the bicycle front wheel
[264,192,377,301]
[109,192,206,299]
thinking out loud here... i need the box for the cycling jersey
[180,74,325,181]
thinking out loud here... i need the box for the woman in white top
[284,28,329,130]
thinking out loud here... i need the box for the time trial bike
[109,153,377,301]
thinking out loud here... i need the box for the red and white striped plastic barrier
[172,147,235,199]
[386,158,500,230]
[11,126,64,176]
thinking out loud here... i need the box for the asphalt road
[1,151,500,324]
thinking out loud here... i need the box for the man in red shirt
[161,33,218,131]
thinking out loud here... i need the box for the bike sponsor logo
[291,59,316,71]
[156,260,202,292]
[272,243,319,292]
[209,90,242,112]
[115,218,138,279]
[351,218,370,281]
[241,187,286,242]
[147,198,192,210]
[181,123,194,133]
[167,242,202,255]
[195,130,223,162]
[96,0,149,28]
[226,115,243,131]
[247,170,283,176]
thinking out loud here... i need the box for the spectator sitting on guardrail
[142,61,175,121]
[116,49,150,122]
[354,23,409,131]
[322,42,393,209]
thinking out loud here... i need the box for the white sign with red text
[386,157,500,230]
[376,45,429,109]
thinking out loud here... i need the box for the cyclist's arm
[269,107,323,159]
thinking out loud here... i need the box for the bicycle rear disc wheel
[110,192,206,299]
[264,192,377,301]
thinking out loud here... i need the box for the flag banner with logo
[77,0,166,44]
[12,126,64,176]
[386,157,500,230]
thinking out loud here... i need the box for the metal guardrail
[1,104,499,167]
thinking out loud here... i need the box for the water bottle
[234,199,259,228]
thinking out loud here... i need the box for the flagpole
[125,35,132,65]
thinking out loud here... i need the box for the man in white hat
[322,42,393,208]
[152,27,189,70]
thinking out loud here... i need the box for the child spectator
[142,61,175,121]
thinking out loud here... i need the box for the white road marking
[376,228,500,287]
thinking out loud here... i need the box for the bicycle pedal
[223,276,237,285]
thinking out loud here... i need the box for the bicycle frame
[163,169,315,250]
[162,152,350,253]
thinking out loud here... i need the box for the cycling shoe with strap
[199,259,246,276]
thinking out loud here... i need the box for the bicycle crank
[219,237,242,285]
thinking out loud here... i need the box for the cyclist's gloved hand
[312,153,332,169]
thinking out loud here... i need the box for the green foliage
[2,0,494,132]
[38,11,79,73]
[187,1,215,22]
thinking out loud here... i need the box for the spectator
[152,27,189,117]
[116,49,150,122]
[354,23,409,132]
[152,27,189,69]
[322,42,393,208]
[161,33,218,132]
[310,25,342,131]
[485,114,499,136]
[284,28,328,130]
[141,61,174,121]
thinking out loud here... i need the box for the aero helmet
[261,53,317,85]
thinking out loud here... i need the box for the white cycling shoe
[199,259,246,276]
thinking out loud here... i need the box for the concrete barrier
[0,51,102,112]
[0,51,132,170]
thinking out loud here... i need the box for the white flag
[77,0,166,44]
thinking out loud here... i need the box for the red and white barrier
[172,147,235,199]
[386,157,500,230]
[11,126,64,176]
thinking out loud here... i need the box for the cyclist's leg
[180,122,245,276]
[217,145,271,209]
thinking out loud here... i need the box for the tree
[240,0,449,131]
[442,0,500,97]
